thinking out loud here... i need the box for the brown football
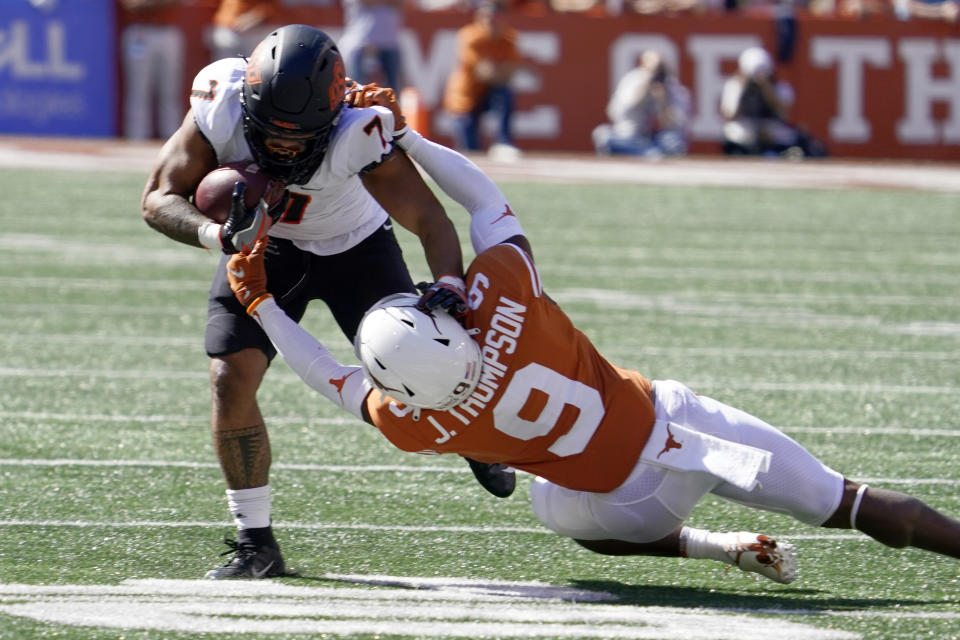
[193,162,284,224]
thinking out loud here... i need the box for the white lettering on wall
[389,24,960,150]
[399,29,458,110]
[896,38,960,144]
[810,36,890,143]
[513,31,560,138]
[0,21,83,80]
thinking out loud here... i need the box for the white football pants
[530,379,844,543]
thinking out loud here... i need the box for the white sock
[679,526,736,565]
[226,485,271,530]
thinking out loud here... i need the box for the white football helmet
[354,294,482,411]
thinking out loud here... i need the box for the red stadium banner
[122,5,960,160]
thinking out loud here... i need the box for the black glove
[463,457,516,499]
[219,182,289,255]
[416,275,468,321]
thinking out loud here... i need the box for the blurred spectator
[892,0,959,20]
[772,0,798,64]
[338,0,406,90]
[625,0,722,14]
[720,47,826,157]
[442,1,523,160]
[208,0,278,60]
[837,0,887,15]
[119,0,185,140]
[809,0,839,13]
[549,0,602,11]
[591,50,691,158]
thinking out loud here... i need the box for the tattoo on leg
[213,423,271,489]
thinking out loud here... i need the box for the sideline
[2,136,960,192]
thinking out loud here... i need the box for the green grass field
[1,164,958,639]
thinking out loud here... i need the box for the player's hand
[344,79,406,132]
[220,182,285,255]
[416,276,468,322]
[226,236,271,313]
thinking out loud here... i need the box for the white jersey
[189,58,398,255]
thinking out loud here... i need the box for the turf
[0,165,958,639]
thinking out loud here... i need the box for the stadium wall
[4,4,959,160]
[0,0,116,137]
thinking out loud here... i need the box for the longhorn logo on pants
[657,423,683,459]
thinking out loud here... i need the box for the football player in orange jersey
[224,90,960,584]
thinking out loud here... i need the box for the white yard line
[8,284,960,340]
[0,578,862,640]
[546,265,960,287]
[3,333,958,366]
[7,264,960,288]
[0,518,881,541]
[7,233,960,271]
[688,380,960,394]
[1,458,956,488]
[5,412,960,439]
[0,411,356,425]
[3,367,959,393]
[0,575,953,639]
[0,457,457,473]
[0,519,550,534]
[6,292,960,320]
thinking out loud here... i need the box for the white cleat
[723,532,798,584]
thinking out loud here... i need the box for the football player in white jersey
[221,86,960,585]
[140,24,512,580]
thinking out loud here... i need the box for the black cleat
[464,457,516,498]
[204,536,287,579]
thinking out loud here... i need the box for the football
[193,162,284,224]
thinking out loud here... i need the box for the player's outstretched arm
[346,83,528,256]
[362,145,463,275]
[362,141,468,318]
[225,238,372,421]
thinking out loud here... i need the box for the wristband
[198,222,222,250]
[436,274,466,291]
[246,293,274,316]
[395,127,422,153]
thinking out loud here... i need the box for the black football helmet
[240,25,346,184]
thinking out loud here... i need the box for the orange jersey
[212,0,276,28]
[443,22,521,114]
[366,243,656,493]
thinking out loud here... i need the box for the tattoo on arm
[145,198,208,247]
